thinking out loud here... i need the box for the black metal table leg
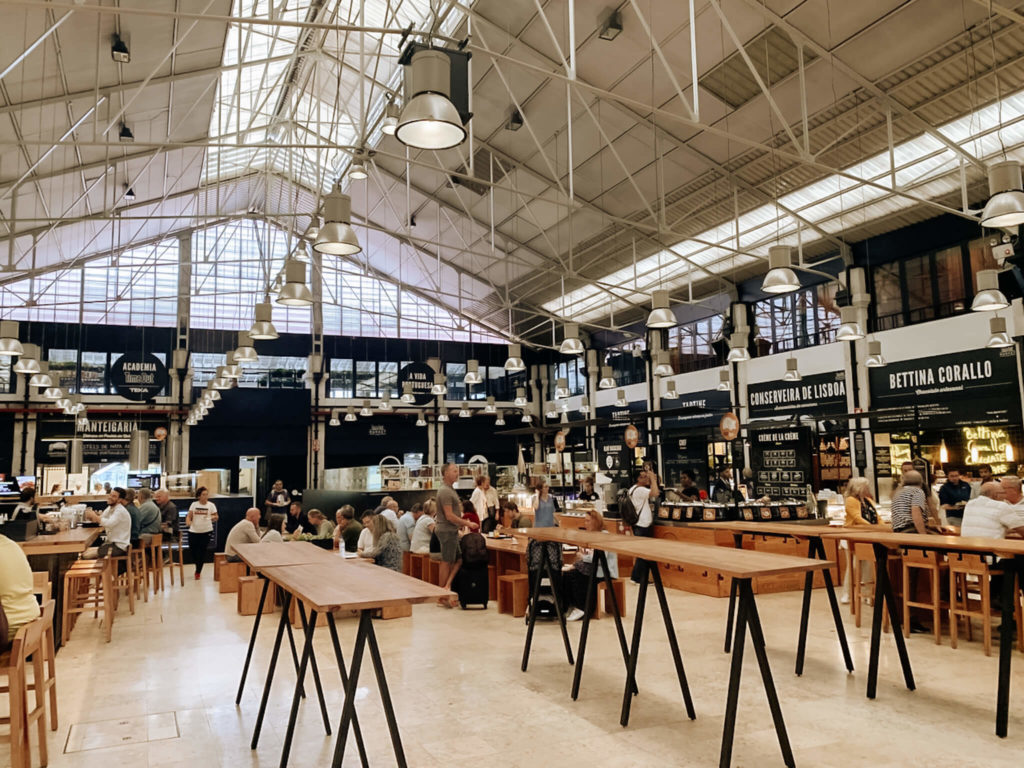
[651,564,696,720]
[283,595,305,699]
[296,602,332,735]
[545,554,575,665]
[742,580,795,768]
[995,557,1019,738]
[570,556,599,700]
[720,577,749,768]
[252,590,291,749]
[236,576,269,705]
[723,533,743,653]
[280,609,318,768]
[815,539,854,673]
[365,615,408,768]
[598,551,638,697]
[331,610,371,768]
[620,559,650,727]
[521,562,545,672]
[326,614,368,768]
[794,539,815,676]
[866,543,915,699]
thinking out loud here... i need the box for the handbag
[861,499,878,525]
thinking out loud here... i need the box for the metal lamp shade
[485,396,496,413]
[555,378,570,399]
[971,270,1009,312]
[128,430,149,471]
[401,382,416,403]
[0,320,23,357]
[494,410,505,426]
[615,389,627,407]
[43,387,63,399]
[504,343,525,372]
[981,161,1024,228]
[464,359,482,384]
[663,380,679,399]
[761,245,800,294]
[865,340,886,368]
[360,400,373,417]
[783,357,802,382]
[396,51,465,150]
[514,387,527,406]
[344,407,357,422]
[598,366,616,389]
[314,188,361,255]
[12,343,40,374]
[835,306,865,341]
[646,289,677,329]
[459,402,471,418]
[430,373,447,396]
[416,412,427,426]
[277,259,314,306]
[249,300,279,340]
[559,323,585,354]
[382,102,400,135]
[987,316,1014,348]
[653,351,673,377]
[233,331,259,364]
[717,369,731,391]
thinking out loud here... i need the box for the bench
[237,576,276,616]
[218,560,249,594]
[593,578,627,619]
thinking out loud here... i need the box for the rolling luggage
[454,563,489,609]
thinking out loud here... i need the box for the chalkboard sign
[749,426,812,498]
[662,434,708,488]
[110,352,167,401]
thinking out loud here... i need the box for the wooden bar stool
[31,572,50,602]
[498,573,529,617]
[852,543,889,632]
[145,534,164,594]
[63,559,114,643]
[949,554,1024,656]
[25,600,58,734]
[1,614,48,768]
[163,534,185,587]
[110,546,142,614]
[902,548,945,644]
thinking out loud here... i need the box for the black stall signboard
[662,434,709,488]
[397,362,436,406]
[37,417,164,465]
[747,371,847,419]
[869,347,1021,429]
[749,426,813,498]
[660,388,731,429]
[110,352,168,401]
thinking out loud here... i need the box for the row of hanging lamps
[277,257,314,306]
[598,366,616,389]
[314,185,361,255]
[646,289,677,329]
[981,160,1024,228]
[663,380,679,399]
[0,320,23,356]
[464,359,482,385]
[971,270,1009,312]
[396,49,466,150]
[761,245,801,294]
[560,323,585,354]
[987,316,1014,348]
[504,343,525,372]
[250,300,279,340]
[865,340,887,368]
[717,369,731,391]
[13,343,41,374]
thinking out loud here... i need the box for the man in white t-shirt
[628,470,659,584]
[226,508,262,561]
[410,505,435,553]
[380,500,400,527]
[961,480,1024,539]
[84,487,132,558]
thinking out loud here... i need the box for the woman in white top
[186,486,218,579]
[261,513,286,543]
[356,510,375,556]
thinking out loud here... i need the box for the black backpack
[461,531,489,567]
[618,485,640,527]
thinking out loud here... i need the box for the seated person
[307,508,335,538]
[461,499,480,527]
[0,533,40,651]
[123,488,141,545]
[135,488,163,542]
[333,505,362,552]
[410,501,436,554]
[563,508,619,621]
[154,489,180,541]
[11,487,40,523]
[225,508,262,561]
[84,487,132,558]
[356,510,375,555]
[676,471,701,502]
[359,514,402,571]
[285,500,308,535]
[261,513,286,543]
[961,480,1024,539]
[395,504,419,551]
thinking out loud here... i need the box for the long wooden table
[821,529,1024,739]
[519,527,831,768]
[689,521,853,675]
[20,526,103,648]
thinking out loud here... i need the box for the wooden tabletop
[484,536,527,554]
[233,541,340,571]
[687,521,838,538]
[520,527,831,579]
[820,529,1024,558]
[261,561,454,612]
[19,526,102,555]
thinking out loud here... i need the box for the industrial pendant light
[865,340,886,368]
[396,49,466,150]
[554,377,570,399]
[344,406,357,422]
[204,387,222,402]
[987,315,1014,348]
[615,389,627,407]
[663,380,679,399]
[971,270,1009,312]
[329,409,341,426]
[249,300,279,340]
[717,369,731,391]
[55,395,72,410]
[726,334,750,362]
[200,392,215,408]
[504,343,525,372]
[646,289,677,329]
[761,245,801,294]
[401,382,416,404]
[211,368,234,389]
[459,402,471,418]
[277,257,314,306]
[653,351,673,377]
[981,160,1024,228]
[0,320,23,357]
[381,101,400,135]
[314,184,361,255]
[783,357,802,382]
[359,400,373,417]
[416,411,427,427]
[485,396,496,414]
[348,156,368,182]
[598,366,616,389]
[514,386,527,406]
[43,386,63,399]
[559,323,585,354]
[430,372,447,396]
[521,412,533,424]
[12,343,41,375]
[438,409,450,423]
[835,306,865,341]
[379,394,393,411]
[545,401,558,418]
[219,363,241,380]
[494,410,505,426]
[464,359,482,385]
[580,396,590,414]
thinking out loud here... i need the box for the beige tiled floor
[4,570,1024,767]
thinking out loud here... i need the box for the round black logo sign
[398,362,436,406]
[110,352,168,401]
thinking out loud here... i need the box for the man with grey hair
[962,480,1024,539]
[1000,475,1024,506]
[136,487,162,543]
[225,508,262,561]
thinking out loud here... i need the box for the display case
[165,472,197,496]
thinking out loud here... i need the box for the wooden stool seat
[213,552,228,581]
[902,548,946,645]
[219,560,249,593]
[1,612,48,768]
[63,558,114,643]
[498,573,530,618]
[237,575,276,616]
[26,600,59,735]
[949,553,1024,657]
[427,558,441,586]
[144,534,164,594]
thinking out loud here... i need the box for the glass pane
[903,254,934,322]
[934,245,966,311]
[329,358,353,398]
[79,352,108,394]
[873,263,902,328]
[378,361,398,399]
[487,366,509,401]
[47,349,78,392]
[355,361,377,397]
[445,362,466,402]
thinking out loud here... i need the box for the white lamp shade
[277,258,314,305]
[250,300,279,339]
[514,387,527,406]
[783,357,802,382]
[313,187,361,255]
[0,320,23,357]
[865,340,886,368]
[761,245,800,294]
[12,343,40,374]
[971,270,1009,312]
[717,369,731,391]
[835,306,865,341]
[981,161,1024,228]
[647,289,677,328]
[430,372,447,395]
[987,315,1014,348]
[504,343,525,372]
[598,366,616,389]
[559,323,585,354]
[464,360,482,384]
[663,380,679,399]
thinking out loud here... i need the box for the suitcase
[454,562,489,609]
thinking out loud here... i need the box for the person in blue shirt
[939,468,972,525]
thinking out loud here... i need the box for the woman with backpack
[527,480,564,606]
[624,470,659,584]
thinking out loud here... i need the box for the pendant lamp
[521,412,533,424]
[43,386,63,399]
[580,396,590,414]
[761,245,800,294]
[314,184,361,255]
[494,410,505,426]
[726,334,750,362]
[981,160,1024,228]
[615,389,627,407]
[277,258,314,306]
[401,381,416,403]
[835,306,865,341]
[430,372,447,396]
[220,362,241,379]
[717,369,731,391]
[329,409,341,426]
[416,411,427,426]
[783,357,802,382]
[646,289,677,329]
[865,340,886,368]
[438,409,450,423]
[485,396,496,414]
[971,270,1009,312]
[514,386,527,406]
[545,401,558,418]
[554,378,570,399]
[464,359,482,385]
[663,380,679,399]
[379,394,393,411]
[344,407,357,422]
[360,400,373,417]
[250,300,279,340]
[559,323,585,355]
[204,387,221,401]
[987,316,1014,348]
[0,320,23,357]
[653,350,673,377]
[598,366,616,389]
[381,101,400,135]
[12,343,40,374]
[459,402,471,418]
[504,343,525,372]
[396,49,466,150]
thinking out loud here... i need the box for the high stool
[902,548,945,644]
[63,560,114,643]
[109,546,142,614]
[237,576,276,616]
[163,535,185,587]
[402,550,413,576]
[1,613,48,768]
[852,543,890,632]
[31,572,50,602]
[213,552,227,581]
[145,534,164,594]
[498,573,529,617]
[949,554,1024,656]
[26,600,58,733]
[218,560,249,594]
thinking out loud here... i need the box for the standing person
[359,514,402,571]
[264,480,290,523]
[578,476,599,502]
[410,501,435,553]
[226,508,262,561]
[333,506,362,552]
[841,477,878,604]
[890,471,929,535]
[84,487,132,558]
[470,475,490,528]
[939,468,971,525]
[284,500,308,535]
[709,467,737,504]
[395,503,418,551]
[186,487,218,579]
[627,470,659,584]
[528,480,564,602]
[678,470,702,502]
[435,462,479,607]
